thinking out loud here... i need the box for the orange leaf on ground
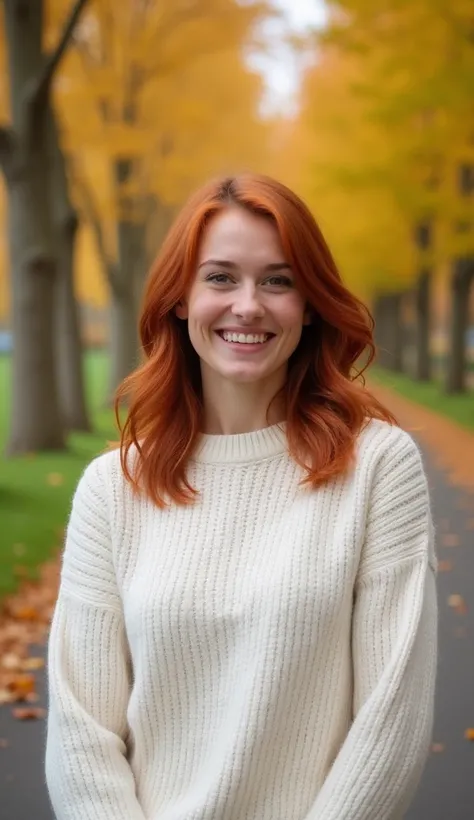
[7,673,36,700]
[438,560,453,572]
[465,729,474,741]
[14,606,41,621]
[431,743,445,753]
[21,657,45,671]
[47,472,64,487]
[1,653,22,670]
[447,594,468,615]
[442,534,460,548]
[11,706,46,720]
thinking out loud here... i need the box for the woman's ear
[175,301,188,320]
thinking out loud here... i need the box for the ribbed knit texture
[45,419,437,820]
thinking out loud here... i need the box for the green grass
[369,365,474,432]
[0,351,117,600]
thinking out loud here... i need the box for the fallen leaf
[47,472,64,487]
[14,606,40,621]
[465,729,474,741]
[7,673,36,700]
[431,742,444,753]
[1,654,21,671]
[438,560,453,572]
[21,657,45,671]
[11,706,46,721]
[0,689,14,705]
[0,738,9,748]
[467,518,474,531]
[442,534,460,548]
[448,594,468,615]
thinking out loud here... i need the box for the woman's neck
[201,374,286,436]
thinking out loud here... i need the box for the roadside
[371,382,474,495]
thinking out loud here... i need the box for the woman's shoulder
[355,417,424,478]
[357,417,420,455]
[75,444,137,500]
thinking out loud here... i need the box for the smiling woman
[119,173,395,505]
[46,173,437,820]
[174,207,312,432]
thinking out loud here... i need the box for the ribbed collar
[191,422,288,464]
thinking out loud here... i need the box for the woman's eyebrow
[198,259,292,271]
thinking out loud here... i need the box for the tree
[278,0,474,386]
[56,0,272,399]
[0,0,89,454]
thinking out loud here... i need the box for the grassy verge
[0,351,117,600]
[369,365,474,432]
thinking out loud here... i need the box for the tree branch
[36,0,90,102]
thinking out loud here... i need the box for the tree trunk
[414,269,431,381]
[49,110,91,432]
[108,280,139,400]
[445,258,474,394]
[387,293,405,373]
[3,0,65,454]
[107,158,140,400]
[55,212,92,431]
[7,179,65,453]
[374,293,405,372]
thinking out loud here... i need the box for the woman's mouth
[215,330,275,346]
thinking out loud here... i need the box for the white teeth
[221,332,270,344]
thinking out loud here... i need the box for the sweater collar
[191,422,288,465]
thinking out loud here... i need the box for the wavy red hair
[115,173,396,507]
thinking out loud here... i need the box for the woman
[46,174,437,820]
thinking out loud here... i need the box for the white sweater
[45,419,437,820]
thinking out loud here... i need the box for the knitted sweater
[45,419,437,820]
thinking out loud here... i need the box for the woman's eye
[206,272,231,284]
[264,276,293,287]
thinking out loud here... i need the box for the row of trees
[0,0,274,454]
[277,0,474,393]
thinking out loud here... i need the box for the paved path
[1,441,473,820]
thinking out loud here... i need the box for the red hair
[115,173,396,507]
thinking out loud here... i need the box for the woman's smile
[214,328,276,353]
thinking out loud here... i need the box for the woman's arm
[45,457,146,820]
[307,428,438,820]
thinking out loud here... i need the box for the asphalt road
[1,443,473,820]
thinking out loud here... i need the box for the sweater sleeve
[306,428,438,820]
[45,457,146,820]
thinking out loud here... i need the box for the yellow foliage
[274,0,474,302]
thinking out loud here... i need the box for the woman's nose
[231,286,265,319]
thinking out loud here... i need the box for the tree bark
[445,258,474,394]
[1,0,89,454]
[107,158,141,401]
[374,293,405,372]
[414,269,432,381]
[49,111,91,432]
[3,0,64,454]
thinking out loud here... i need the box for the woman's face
[177,207,310,387]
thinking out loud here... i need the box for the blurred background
[0,1,473,818]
